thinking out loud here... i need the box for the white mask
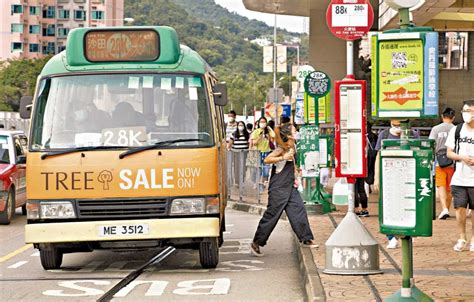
[462,112,473,123]
[238,126,245,131]
[228,117,235,123]
[259,123,267,129]
[389,125,401,136]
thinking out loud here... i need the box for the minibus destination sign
[85,30,160,62]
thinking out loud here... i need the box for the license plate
[98,224,149,236]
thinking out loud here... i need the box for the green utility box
[379,139,435,237]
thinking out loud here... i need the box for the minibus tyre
[40,248,63,270]
[199,237,219,268]
[0,189,15,225]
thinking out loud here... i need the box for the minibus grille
[76,199,168,219]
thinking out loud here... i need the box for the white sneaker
[470,242,474,252]
[453,239,467,252]
[438,209,450,220]
[387,237,398,249]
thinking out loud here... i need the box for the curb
[227,200,326,302]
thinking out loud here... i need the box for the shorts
[435,166,454,190]
[451,185,474,210]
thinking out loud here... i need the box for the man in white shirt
[446,100,474,252]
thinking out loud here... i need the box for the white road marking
[30,251,40,257]
[225,224,234,228]
[8,261,28,269]
[223,231,232,234]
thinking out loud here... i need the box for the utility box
[379,139,435,237]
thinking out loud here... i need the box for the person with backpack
[373,119,419,249]
[446,100,474,252]
[429,108,456,220]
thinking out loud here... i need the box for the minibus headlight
[40,201,76,219]
[170,198,205,215]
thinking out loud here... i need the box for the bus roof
[39,26,213,77]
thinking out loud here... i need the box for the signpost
[371,1,437,300]
[324,0,381,276]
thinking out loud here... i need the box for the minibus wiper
[41,146,120,159]
[119,139,203,159]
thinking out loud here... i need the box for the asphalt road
[0,208,305,301]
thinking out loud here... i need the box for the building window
[439,32,469,70]
[91,10,104,20]
[11,5,23,14]
[29,44,39,53]
[29,25,40,34]
[74,10,86,21]
[43,6,55,18]
[11,24,23,33]
[58,9,70,19]
[43,42,56,55]
[58,45,66,52]
[29,6,40,15]
[11,42,23,51]
[57,28,69,37]
[42,25,56,37]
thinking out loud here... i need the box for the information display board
[297,126,332,177]
[382,157,416,227]
[371,31,439,118]
[335,80,367,178]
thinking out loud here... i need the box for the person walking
[446,100,474,252]
[228,121,250,151]
[225,110,238,143]
[250,122,317,256]
[250,117,275,189]
[429,107,456,220]
[374,119,419,249]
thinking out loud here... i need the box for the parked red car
[0,131,27,225]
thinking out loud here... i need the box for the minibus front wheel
[199,237,219,268]
[39,244,63,270]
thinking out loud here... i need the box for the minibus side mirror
[17,155,26,164]
[19,96,33,119]
[213,83,228,106]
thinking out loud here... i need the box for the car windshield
[0,135,10,163]
[31,74,214,150]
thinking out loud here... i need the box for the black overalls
[253,160,314,246]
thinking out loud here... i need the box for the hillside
[124,0,306,113]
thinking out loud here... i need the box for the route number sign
[326,0,374,41]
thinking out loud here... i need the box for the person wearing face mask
[250,123,317,257]
[228,121,250,151]
[250,117,276,189]
[446,100,474,252]
[373,119,419,249]
[225,110,238,143]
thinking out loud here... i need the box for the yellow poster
[304,94,329,124]
[378,39,423,111]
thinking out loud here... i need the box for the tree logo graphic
[98,170,113,190]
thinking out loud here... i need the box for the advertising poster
[295,93,305,125]
[378,39,424,111]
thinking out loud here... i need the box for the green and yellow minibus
[20,26,228,270]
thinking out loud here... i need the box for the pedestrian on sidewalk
[429,107,456,220]
[446,100,474,252]
[354,178,369,217]
[250,117,275,190]
[373,119,419,249]
[250,122,317,257]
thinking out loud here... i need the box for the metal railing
[226,150,269,204]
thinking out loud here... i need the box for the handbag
[436,149,453,168]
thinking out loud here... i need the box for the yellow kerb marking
[0,244,33,263]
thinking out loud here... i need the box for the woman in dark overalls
[250,122,317,257]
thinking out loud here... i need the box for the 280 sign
[304,71,331,99]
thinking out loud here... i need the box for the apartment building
[0,0,124,60]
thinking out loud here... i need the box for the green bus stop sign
[304,71,331,99]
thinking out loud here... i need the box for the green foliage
[126,0,308,115]
[0,57,50,111]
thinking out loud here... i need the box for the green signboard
[304,71,331,99]
[296,126,332,177]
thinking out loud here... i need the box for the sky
[214,0,309,33]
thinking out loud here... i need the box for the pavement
[228,192,474,302]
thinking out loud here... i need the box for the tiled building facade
[0,0,124,60]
